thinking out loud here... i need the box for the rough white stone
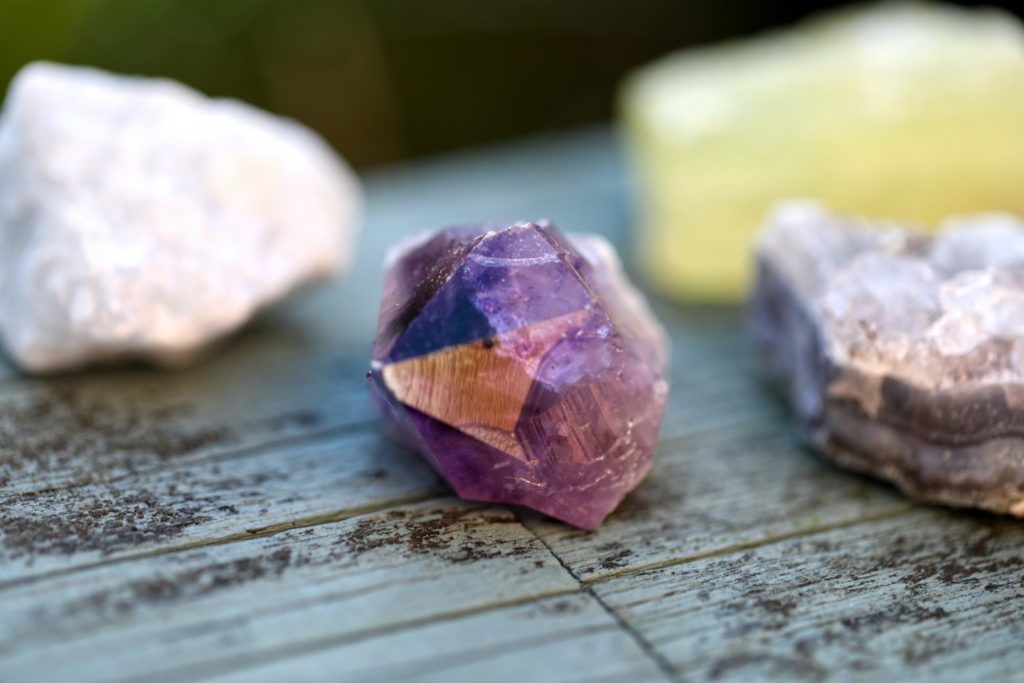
[0,62,361,373]
[758,202,1024,389]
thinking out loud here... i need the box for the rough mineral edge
[751,201,1024,516]
[369,221,669,529]
[0,62,362,373]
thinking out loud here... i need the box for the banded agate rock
[751,202,1024,516]
[0,62,360,373]
[622,3,1024,303]
[368,221,669,529]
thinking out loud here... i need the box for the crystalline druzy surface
[621,3,1024,302]
[369,221,669,529]
[751,202,1024,517]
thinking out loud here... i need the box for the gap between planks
[129,587,588,683]
[0,435,914,594]
[516,508,681,681]
[580,503,916,588]
[1,417,380,505]
[3,468,918,681]
[0,489,446,591]
[7,499,924,683]
[512,503,916,683]
[0,420,826,592]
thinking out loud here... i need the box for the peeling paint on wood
[592,510,1024,682]
[0,349,375,497]
[0,431,443,582]
[0,501,576,683]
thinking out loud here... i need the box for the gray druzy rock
[0,62,361,373]
[751,201,1024,517]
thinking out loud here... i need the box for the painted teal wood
[1,127,1022,683]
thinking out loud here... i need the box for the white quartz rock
[0,62,361,373]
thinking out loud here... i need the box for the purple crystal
[369,220,669,529]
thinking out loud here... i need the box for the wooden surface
[2,128,1023,683]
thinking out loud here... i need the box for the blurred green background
[0,0,1018,168]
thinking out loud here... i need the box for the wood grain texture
[1,501,577,683]
[0,345,375,497]
[592,509,1024,682]
[202,594,670,683]
[1,128,1022,683]
[0,431,443,583]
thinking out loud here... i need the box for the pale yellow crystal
[621,3,1024,302]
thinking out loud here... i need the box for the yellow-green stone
[621,3,1024,302]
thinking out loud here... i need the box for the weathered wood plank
[0,431,442,583]
[202,593,669,683]
[655,314,785,442]
[591,508,1024,681]
[0,500,580,683]
[0,342,375,497]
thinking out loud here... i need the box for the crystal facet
[751,202,1024,517]
[369,221,669,529]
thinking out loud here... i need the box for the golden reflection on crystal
[381,311,586,461]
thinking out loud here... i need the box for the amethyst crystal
[369,221,669,529]
[751,201,1024,517]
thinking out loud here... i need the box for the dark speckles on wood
[0,387,235,489]
[752,595,799,619]
[64,548,297,620]
[338,506,533,564]
[0,346,378,499]
[837,602,950,635]
[2,487,216,559]
[592,509,1024,681]
[0,430,444,583]
[597,545,634,570]
[0,465,291,562]
[1,498,582,679]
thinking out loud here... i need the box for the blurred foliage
[0,0,1017,167]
